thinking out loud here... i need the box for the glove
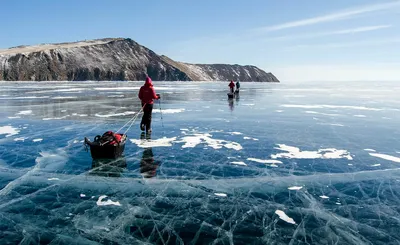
[156,94,161,99]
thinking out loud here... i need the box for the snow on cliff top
[0,38,123,55]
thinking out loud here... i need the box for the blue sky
[2,0,400,82]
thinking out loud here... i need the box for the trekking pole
[158,98,164,128]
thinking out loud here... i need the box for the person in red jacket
[138,76,160,133]
[229,80,235,93]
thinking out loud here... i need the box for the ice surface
[281,104,386,111]
[0,81,400,244]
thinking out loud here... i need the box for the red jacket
[229,81,235,88]
[138,77,159,104]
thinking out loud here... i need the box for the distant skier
[138,76,160,133]
[229,80,235,94]
[236,81,240,92]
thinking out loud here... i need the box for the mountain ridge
[0,38,279,82]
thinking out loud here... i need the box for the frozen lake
[1,81,400,244]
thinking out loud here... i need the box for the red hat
[145,77,153,87]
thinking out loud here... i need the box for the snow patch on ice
[154,109,185,114]
[231,161,247,166]
[320,195,329,199]
[7,116,21,119]
[176,133,242,151]
[80,194,86,197]
[229,132,243,135]
[369,153,400,163]
[14,137,28,141]
[247,158,283,164]
[96,195,121,206]
[47,178,60,181]
[42,116,68,120]
[214,193,227,197]
[107,95,125,98]
[33,138,43,142]
[288,186,303,190]
[275,210,296,224]
[371,164,381,167]
[16,110,33,115]
[130,137,176,148]
[0,126,20,137]
[305,111,340,116]
[364,149,376,152]
[95,111,135,118]
[281,104,383,111]
[243,136,259,141]
[94,87,140,91]
[52,96,78,99]
[271,144,353,160]
[354,115,366,118]
[318,123,344,127]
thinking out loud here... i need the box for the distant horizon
[2,0,400,82]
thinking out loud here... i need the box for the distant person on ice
[138,76,160,133]
[236,81,240,92]
[229,80,235,93]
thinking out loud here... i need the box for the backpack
[94,131,121,146]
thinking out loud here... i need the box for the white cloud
[269,25,391,41]
[287,37,400,49]
[254,1,400,32]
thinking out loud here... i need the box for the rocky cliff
[160,55,279,82]
[0,38,279,82]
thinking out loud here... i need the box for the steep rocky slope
[0,38,279,82]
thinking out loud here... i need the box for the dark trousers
[230,87,234,93]
[141,103,153,130]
